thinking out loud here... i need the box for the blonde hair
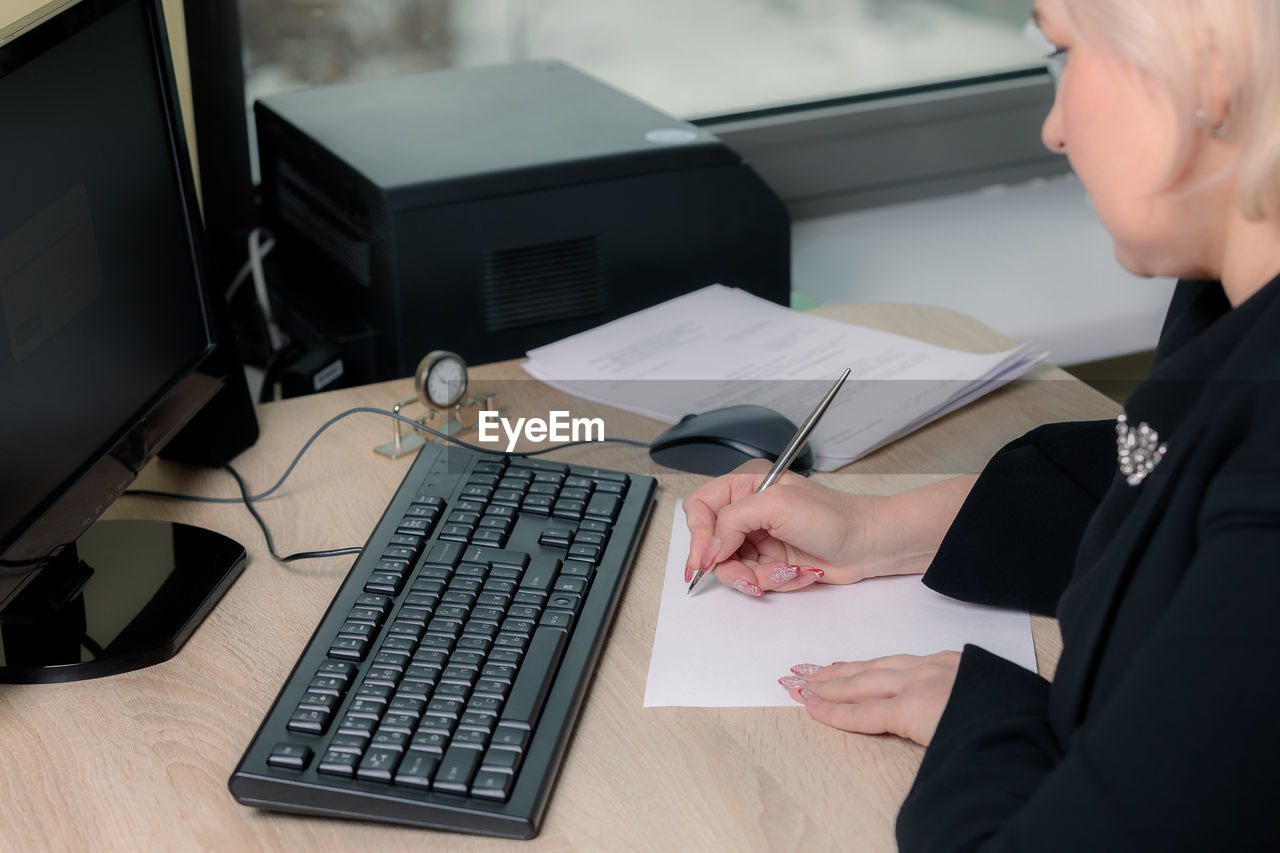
[1051,0,1280,220]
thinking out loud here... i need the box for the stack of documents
[523,285,1045,470]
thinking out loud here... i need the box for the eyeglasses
[1023,18,1064,86]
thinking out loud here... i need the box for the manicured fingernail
[778,675,805,688]
[800,688,819,703]
[791,663,822,675]
[806,568,825,578]
[684,563,694,583]
[732,578,763,597]
[700,537,722,571]
[768,565,800,584]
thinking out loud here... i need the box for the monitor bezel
[0,0,218,609]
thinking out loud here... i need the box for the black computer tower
[254,60,790,380]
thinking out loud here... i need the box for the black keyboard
[229,442,656,839]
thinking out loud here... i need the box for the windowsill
[790,173,1177,367]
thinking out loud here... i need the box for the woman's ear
[1194,19,1232,137]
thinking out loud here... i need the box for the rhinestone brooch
[1116,413,1167,486]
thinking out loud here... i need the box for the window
[242,0,1042,120]
[239,0,1060,216]
[241,0,1045,119]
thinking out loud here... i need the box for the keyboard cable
[124,406,652,563]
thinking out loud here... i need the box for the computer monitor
[0,0,249,682]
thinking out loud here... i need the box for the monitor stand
[0,520,246,683]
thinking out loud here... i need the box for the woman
[683,1,1280,848]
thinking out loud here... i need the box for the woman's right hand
[682,462,976,597]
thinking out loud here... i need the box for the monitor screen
[0,0,248,681]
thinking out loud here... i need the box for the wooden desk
[1,304,1119,851]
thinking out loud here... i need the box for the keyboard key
[460,711,496,732]
[422,540,464,570]
[371,730,410,751]
[297,692,340,714]
[453,728,489,747]
[472,528,507,545]
[326,734,367,755]
[317,750,358,778]
[389,696,425,717]
[395,751,439,789]
[538,528,573,548]
[520,557,560,594]
[308,675,346,696]
[434,745,482,794]
[364,572,404,595]
[474,678,511,698]
[267,743,313,770]
[521,495,553,515]
[552,499,585,520]
[554,576,588,595]
[491,489,523,508]
[316,660,357,681]
[427,697,464,719]
[354,682,393,702]
[287,708,331,736]
[500,626,567,730]
[455,561,488,579]
[490,724,530,750]
[357,747,402,782]
[335,617,373,637]
[411,730,449,754]
[584,493,621,523]
[348,697,387,718]
[438,524,473,543]
[347,606,385,626]
[466,546,530,573]
[380,714,418,735]
[560,560,595,579]
[567,543,601,563]
[511,458,568,474]
[540,610,574,630]
[574,530,607,547]
[546,592,583,614]
[481,746,521,774]
[328,637,368,662]
[471,770,516,801]
[476,592,511,609]
[337,715,377,738]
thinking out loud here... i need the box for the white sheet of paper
[523,285,1044,471]
[643,501,1038,707]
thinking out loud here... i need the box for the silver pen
[687,367,851,595]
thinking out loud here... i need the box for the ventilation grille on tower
[482,236,604,333]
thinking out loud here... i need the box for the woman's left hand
[780,652,962,746]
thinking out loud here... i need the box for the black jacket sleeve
[896,411,1280,852]
[922,420,1116,616]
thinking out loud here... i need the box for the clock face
[420,351,467,408]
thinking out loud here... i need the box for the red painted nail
[778,675,805,688]
[731,578,763,597]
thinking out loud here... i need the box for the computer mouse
[648,404,814,477]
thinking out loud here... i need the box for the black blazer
[896,274,1280,852]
